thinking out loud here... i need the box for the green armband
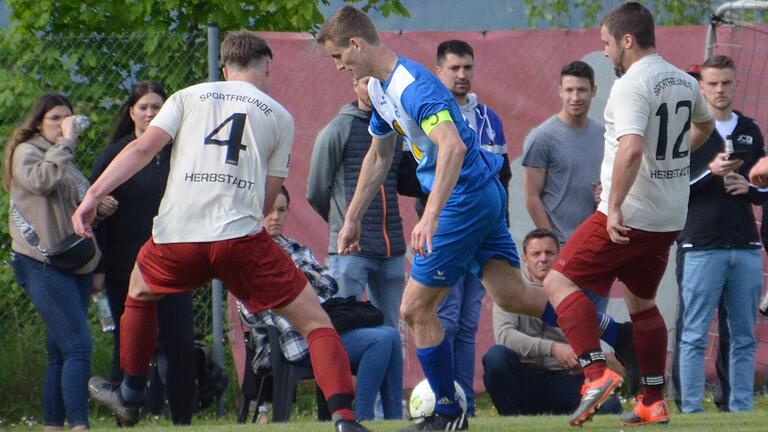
[420,110,453,136]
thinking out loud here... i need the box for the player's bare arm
[337,134,396,254]
[72,126,171,238]
[606,134,644,244]
[523,166,554,230]
[263,175,285,218]
[413,120,465,256]
[689,118,715,152]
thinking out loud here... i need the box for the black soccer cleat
[88,376,141,426]
[400,411,468,431]
[335,419,373,432]
[614,321,641,396]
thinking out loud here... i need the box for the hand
[71,194,99,238]
[60,115,81,142]
[592,182,602,205]
[723,172,749,195]
[749,156,768,187]
[97,195,119,218]
[411,214,438,256]
[92,272,105,295]
[606,208,630,244]
[709,152,743,176]
[337,221,361,255]
[551,342,581,372]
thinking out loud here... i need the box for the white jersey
[598,54,711,232]
[149,80,294,243]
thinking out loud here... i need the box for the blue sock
[597,312,619,349]
[540,302,558,327]
[416,336,460,416]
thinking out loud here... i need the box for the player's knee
[541,271,560,298]
[293,307,334,336]
[400,301,429,327]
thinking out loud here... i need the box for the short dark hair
[522,228,560,254]
[279,185,290,206]
[220,31,273,69]
[560,60,595,88]
[436,40,474,66]
[317,6,380,47]
[600,1,656,49]
[701,54,736,73]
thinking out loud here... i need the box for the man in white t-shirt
[542,2,714,427]
[72,31,369,432]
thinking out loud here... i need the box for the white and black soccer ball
[408,379,467,418]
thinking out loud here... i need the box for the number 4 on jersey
[204,113,246,165]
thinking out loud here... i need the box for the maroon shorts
[552,212,679,300]
[136,230,307,313]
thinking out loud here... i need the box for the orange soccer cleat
[620,396,671,426]
[568,368,624,427]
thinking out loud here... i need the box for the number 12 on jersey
[204,113,247,165]
[655,101,691,161]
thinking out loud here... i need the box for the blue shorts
[411,179,520,287]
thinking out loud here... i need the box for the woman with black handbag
[3,93,114,431]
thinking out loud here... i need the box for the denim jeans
[12,252,93,427]
[679,248,761,413]
[672,248,731,412]
[340,326,403,420]
[436,273,484,415]
[482,345,622,416]
[328,254,405,328]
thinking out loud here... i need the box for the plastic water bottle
[92,291,115,332]
[724,135,734,155]
[73,115,91,134]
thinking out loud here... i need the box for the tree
[5,0,410,34]
[521,0,718,28]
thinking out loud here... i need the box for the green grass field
[77,410,768,431]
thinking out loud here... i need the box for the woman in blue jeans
[240,186,403,420]
[4,94,115,430]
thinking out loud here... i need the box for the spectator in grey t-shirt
[523,61,603,245]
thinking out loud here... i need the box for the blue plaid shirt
[238,235,337,363]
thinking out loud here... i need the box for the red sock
[120,296,158,376]
[630,305,667,404]
[307,327,355,421]
[556,291,604,381]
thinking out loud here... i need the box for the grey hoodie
[307,102,404,257]
[9,134,100,273]
[492,265,568,371]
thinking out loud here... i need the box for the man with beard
[542,1,714,427]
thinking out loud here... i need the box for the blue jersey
[367,56,501,195]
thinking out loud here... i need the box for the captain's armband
[420,110,453,136]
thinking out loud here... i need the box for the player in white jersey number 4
[71,31,369,432]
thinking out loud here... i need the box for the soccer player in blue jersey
[318,6,628,431]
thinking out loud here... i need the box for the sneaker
[88,377,140,426]
[569,369,623,427]
[614,322,641,396]
[399,411,468,431]
[620,396,671,426]
[335,419,373,432]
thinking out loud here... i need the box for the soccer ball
[408,379,467,418]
